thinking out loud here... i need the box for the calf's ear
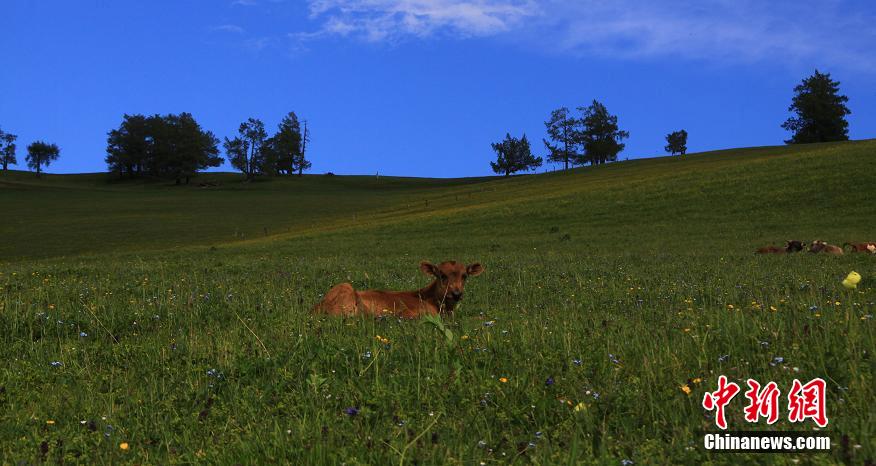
[420,261,439,276]
[466,263,484,277]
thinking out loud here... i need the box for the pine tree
[490,133,543,176]
[543,107,579,170]
[576,100,629,165]
[782,70,850,144]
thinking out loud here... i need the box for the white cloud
[303,0,540,42]
[294,0,875,71]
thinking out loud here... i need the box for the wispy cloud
[212,24,246,34]
[538,0,875,69]
[293,0,875,71]
[232,0,287,6]
[302,0,539,42]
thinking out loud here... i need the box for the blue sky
[2,0,874,177]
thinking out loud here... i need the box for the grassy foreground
[0,141,874,464]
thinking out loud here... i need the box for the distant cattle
[810,240,844,255]
[313,261,484,319]
[844,242,876,254]
[756,240,806,254]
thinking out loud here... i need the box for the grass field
[1,141,874,464]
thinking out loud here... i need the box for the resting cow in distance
[313,261,484,319]
[756,240,805,254]
[809,240,844,255]
[844,242,876,254]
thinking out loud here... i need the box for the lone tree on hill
[490,133,542,177]
[225,118,267,179]
[665,129,688,156]
[543,107,580,170]
[576,100,629,165]
[0,127,17,171]
[26,141,60,177]
[782,70,851,144]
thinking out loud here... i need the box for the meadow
[0,141,874,464]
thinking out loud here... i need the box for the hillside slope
[1,140,874,260]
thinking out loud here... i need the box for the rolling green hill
[0,141,874,464]
[2,139,874,260]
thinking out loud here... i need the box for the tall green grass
[0,140,874,463]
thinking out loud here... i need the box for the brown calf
[844,242,876,254]
[312,261,484,319]
[809,240,844,255]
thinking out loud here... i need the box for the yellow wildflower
[681,385,691,395]
[119,442,130,450]
[499,377,508,383]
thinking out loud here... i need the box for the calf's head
[420,260,484,304]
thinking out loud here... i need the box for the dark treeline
[224,113,311,180]
[0,69,858,180]
[492,69,853,174]
[106,113,221,184]
[105,111,311,183]
[489,98,633,177]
